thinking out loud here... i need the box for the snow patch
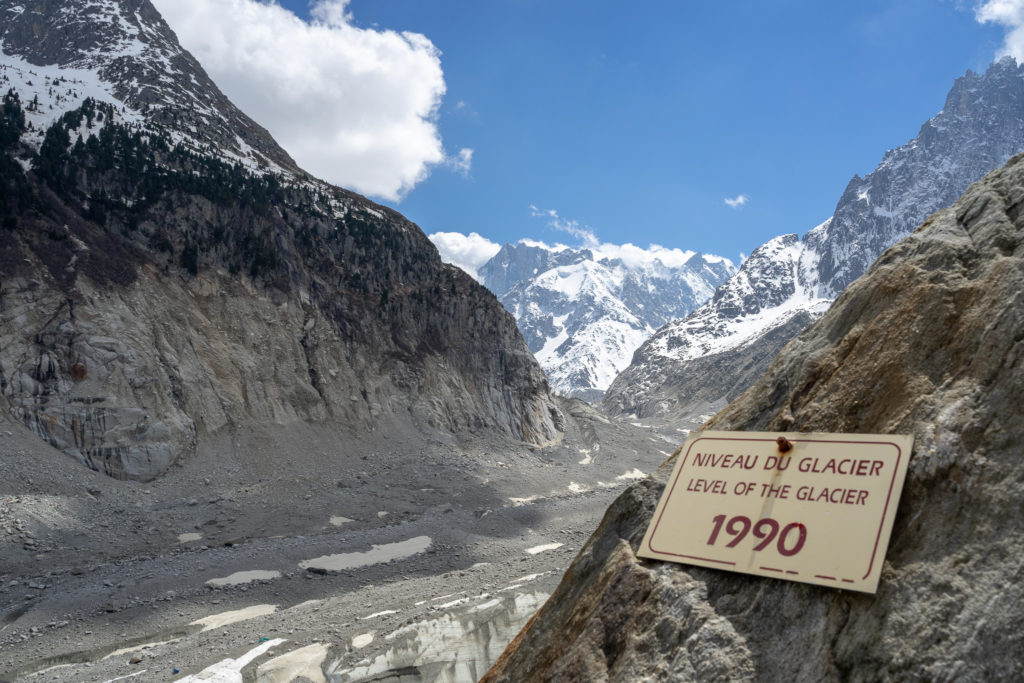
[300,536,431,572]
[525,542,563,555]
[177,638,286,682]
[361,610,398,620]
[190,604,278,632]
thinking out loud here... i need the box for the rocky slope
[605,57,1024,422]
[0,392,671,682]
[479,241,734,401]
[0,0,560,482]
[485,151,1024,681]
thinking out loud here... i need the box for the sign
[638,431,913,593]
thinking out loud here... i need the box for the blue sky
[165,1,1009,265]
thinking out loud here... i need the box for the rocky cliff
[485,151,1024,680]
[605,58,1024,423]
[0,0,560,481]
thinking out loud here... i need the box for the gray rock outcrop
[485,150,1024,681]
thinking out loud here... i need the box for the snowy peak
[941,56,1022,119]
[707,234,802,317]
[605,59,1024,421]
[632,233,829,368]
[0,0,296,173]
[808,57,1024,297]
[481,242,735,400]
[480,242,589,296]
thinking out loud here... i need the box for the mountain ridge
[1,0,297,173]
[605,56,1024,422]
[476,240,734,400]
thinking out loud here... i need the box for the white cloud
[977,0,1024,61]
[526,205,730,270]
[724,194,749,208]
[310,0,352,26]
[446,147,473,176]
[428,231,501,282]
[518,238,571,252]
[592,243,699,269]
[528,205,599,248]
[151,0,451,200]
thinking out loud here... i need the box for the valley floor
[0,400,683,682]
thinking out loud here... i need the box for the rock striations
[605,57,1024,423]
[478,241,734,401]
[485,152,1024,681]
[0,0,560,481]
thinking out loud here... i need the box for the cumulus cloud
[151,0,452,200]
[428,231,501,282]
[976,0,1024,61]
[592,243,700,269]
[724,194,749,208]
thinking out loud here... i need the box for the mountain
[605,57,1024,423]
[485,142,1024,682]
[478,241,735,400]
[0,0,560,481]
[0,0,296,173]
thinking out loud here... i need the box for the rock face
[0,0,559,481]
[605,57,1024,422]
[478,241,734,400]
[485,153,1024,680]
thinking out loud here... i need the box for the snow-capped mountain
[0,0,297,173]
[479,242,735,400]
[605,57,1024,421]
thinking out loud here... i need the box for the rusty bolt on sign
[776,436,794,453]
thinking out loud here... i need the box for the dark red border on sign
[862,441,903,579]
[646,436,904,582]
